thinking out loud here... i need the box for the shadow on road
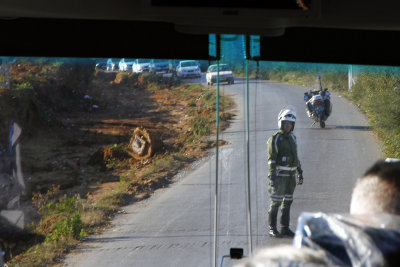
[334,125,372,131]
[309,125,372,131]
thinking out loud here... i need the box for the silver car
[176,60,201,79]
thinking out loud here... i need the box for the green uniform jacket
[267,130,302,176]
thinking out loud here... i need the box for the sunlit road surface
[64,77,383,267]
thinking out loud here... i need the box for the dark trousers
[268,173,296,228]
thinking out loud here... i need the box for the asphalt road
[64,76,383,267]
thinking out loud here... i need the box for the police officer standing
[267,108,304,238]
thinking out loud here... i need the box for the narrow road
[64,78,383,266]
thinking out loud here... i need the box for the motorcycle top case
[311,94,323,105]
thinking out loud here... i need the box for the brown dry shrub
[32,184,61,211]
[113,72,140,86]
[88,145,130,166]
[94,70,116,82]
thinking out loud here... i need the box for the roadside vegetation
[348,68,400,158]
[2,60,235,266]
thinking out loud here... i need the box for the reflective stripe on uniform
[284,194,293,201]
[268,160,276,165]
[270,194,284,202]
[276,169,294,177]
[277,166,297,171]
[277,174,291,177]
[274,133,280,153]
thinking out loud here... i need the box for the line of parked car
[95,58,235,84]
[95,58,170,74]
[95,58,199,76]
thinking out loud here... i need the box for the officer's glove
[268,173,277,186]
[297,173,304,185]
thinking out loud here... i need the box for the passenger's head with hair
[350,159,400,215]
[234,245,328,267]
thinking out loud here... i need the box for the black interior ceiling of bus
[2,18,400,66]
[259,27,400,66]
[0,18,209,60]
[151,0,310,9]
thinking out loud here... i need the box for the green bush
[191,116,211,138]
[202,91,216,109]
[38,196,86,243]
[41,195,81,215]
[349,71,400,158]
[45,212,85,242]
[14,81,34,90]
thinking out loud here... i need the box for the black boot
[268,208,282,238]
[280,227,295,237]
[269,226,282,238]
[280,207,294,237]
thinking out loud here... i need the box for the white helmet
[278,108,296,131]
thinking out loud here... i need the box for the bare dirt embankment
[1,61,235,265]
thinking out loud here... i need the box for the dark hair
[363,160,400,188]
[359,160,400,214]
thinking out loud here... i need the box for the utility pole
[348,65,355,92]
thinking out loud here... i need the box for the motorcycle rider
[267,108,304,237]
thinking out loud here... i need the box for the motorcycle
[303,76,332,128]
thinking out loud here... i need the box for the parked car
[96,58,116,71]
[119,58,135,72]
[95,59,108,71]
[206,64,234,85]
[149,59,170,74]
[106,58,117,72]
[132,58,151,73]
[176,60,201,79]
